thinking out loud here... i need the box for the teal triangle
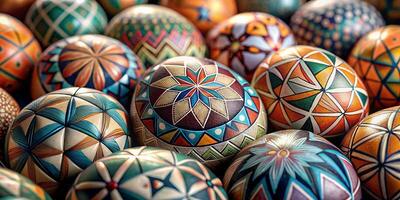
[329,72,351,89]
[269,73,283,89]
[301,117,313,132]
[356,91,368,106]
[325,52,336,64]
[287,94,318,111]
[305,61,329,75]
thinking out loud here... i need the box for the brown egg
[0,88,19,161]
[160,0,237,33]
[0,0,36,20]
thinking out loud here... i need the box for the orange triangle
[197,134,217,146]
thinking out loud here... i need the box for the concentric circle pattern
[25,0,108,47]
[31,34,144,108]
[66,146,227,200]
[224,130,361,200]
[131,56,267,168]
[252,46,369,138]
[341,106,400,200]
[106,5,207,67]
[5,87,131,194]
[207,12,295,81]
[0,167,52,199]
[291,0,384,58]
[348,25,400,111]
[0,13,41,92]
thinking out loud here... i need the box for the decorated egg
[0,14,42,92]
[251,46,369,138]
[0,0,35,20]
[25,0,108,47]
[348,26,400,111]
[365,0,400,24]
[5,87,131,194]
[224,129,361,200]
[341,106,400,199]
[236,0,304,22]
[131,56,267,169]
[160,0,237,33]
[66,146,227,200]
[98,0,148,16]
[207,12,295,81]
[291,0,385,58]
[0,167,52,199]
[30,34,144,108]
[106,5,206,67]
[0,88,19,160]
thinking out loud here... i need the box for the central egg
[131,56,267,169]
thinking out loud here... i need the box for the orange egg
[160,0,237,33]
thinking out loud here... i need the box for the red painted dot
[106,181,118,190]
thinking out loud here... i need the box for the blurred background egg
[160,0,237,34]
[0,0,36,20]
[106,5,206,68]
[98,0,148,17]
[207,12,296,81]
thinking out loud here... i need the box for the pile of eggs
[0,0,398,199]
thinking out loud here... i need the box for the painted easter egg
[30,34,144,108]
[25,0,108,47]
[98,0,148,16]
[160,0,237,33]
[341,106,400,199]
[66,146,227,200]
[0,14,41,92]
[106,5,206,67]
[291,0,385,58]
[236,0,304,22]
[131,56,267,169]
[348,25,400,111]
[5,87,131,194]
[0,88,19,159]
[225,129,361,200]
[0,0,35,20]
[251,46,369,138]
[0,167,52,199]
[207,12,295,81]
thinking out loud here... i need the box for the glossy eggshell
[341,106,400,200]
[365,0,400,24]
[251,45,369,138]
[348,26,400,111]
[236,0,305,22]
[5,87,131,194]
[25,0,108,47]
[0,88,19,160]
[0,167,52,199]
[98,0,148,16]
[0,0,35,20]
[0,14,42,92]
[290,0,384,58]
[160,0,237,33]
[106,5,206,68]
[30,34,144,108]
[224,130,361,200]
[207,12,296,81]
[130,56,267,170]
[66,146,228,200]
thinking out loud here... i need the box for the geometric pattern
[30,34,144,108]
[236,0,304,22]
[131,56,267,169]
[0,88,19,161]
[66,146,228,200]
[341,106,400,200]
[5,87,131,194]
[207,12,295,81]
[290,0,384,58]
[251,46,369,138]
[365,0,400,24]
[25,0,108,47]
[224,130,362,200]
[106,5,207,68]
[160,0,237,33]
[348,26,400,111]
[0,13,42,92]
[0,167,51,200]
[98,0,148,16]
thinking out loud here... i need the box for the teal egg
[236,0,304,21]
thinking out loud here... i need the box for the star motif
[150,60,242,128]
